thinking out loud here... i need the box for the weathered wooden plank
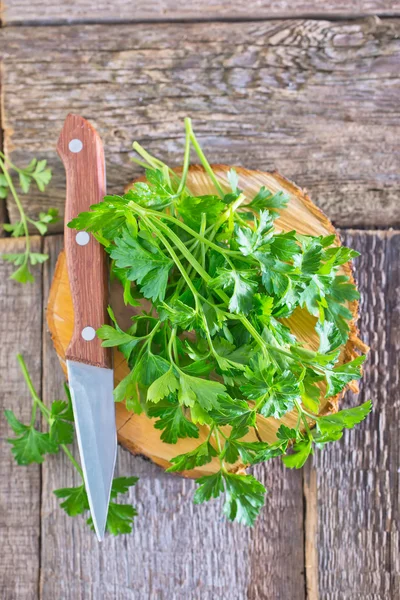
[2,18,399,231]
[307,230,400,599]
[0,236,43,600]
[41,234,305,599]
[1,0,399,26]
[247,465,305,599]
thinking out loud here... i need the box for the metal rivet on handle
[76,231,90,246]
[81,327,96,341]
[69,139,83,153]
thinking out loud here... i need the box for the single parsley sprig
[4,355,138,536]
[69,117,371,526]
[0,153,59,283]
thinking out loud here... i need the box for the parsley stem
[213,428,226,470]
[206,426,215,442]
[145,213,212,284]
[142,214,220,360]
[294,399,312,436]
[132,142,168,172]
[0,151,24,174]
[295,410,302,431]
[129,201,241,258]
[177,123,191,195]
[141,212,249,314]
[17,354,84,477]
[0,157,30,264]
[60,443,84,477]
[142,214,201,301]
[168,327,178,363]
[184,118,225,198]
[199,212,207,270]
[225,313,269,358]
[132,142,183,190]
[208,193,246,242]
[131,157,154,170]
[301,408,319,421]
[17,354,47,422]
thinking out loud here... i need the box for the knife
[57,113,117,541]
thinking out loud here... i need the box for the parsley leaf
[54,484,89,516]
[222,472,266,526]
[147,368,179,403]
[0,154,56,283]
[178,372,226,411]
[248,188,289,213]
[55,477,139,535]
[111,229,173,302]
[5,410,58,465]
[167,441,217,472]
[223,430,269,465]
[211,268,258,314]
[49,399,74,445]
[193,471,225,503]
[147,396,199,444]
[317,400,372,435]
[282,438,313,469]
[241,360,300,419]
[325,355,365,397]
[194,470,266,526]
[177,195,224,230]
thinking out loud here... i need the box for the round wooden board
[47,165,366,477]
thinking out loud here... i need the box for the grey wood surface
[1,0,399,26]
[1,17,400,231]
[312,230,400,600]
[1,229,398,598]
[0,236,43,600]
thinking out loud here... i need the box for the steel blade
[66,360,117,541]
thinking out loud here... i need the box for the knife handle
[57,114,112,369]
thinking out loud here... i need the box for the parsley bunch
[0,153,59,282]
[5,355,138,536]
[69,118,371,526]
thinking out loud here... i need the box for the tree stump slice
[47,165,366,477]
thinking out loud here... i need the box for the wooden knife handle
[57,113,112,369]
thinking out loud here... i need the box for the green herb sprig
[69,118,371,526]
[0,153,59,282]
[4,355,138,536]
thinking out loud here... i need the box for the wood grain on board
[1,17,400,232]
[1,0,399,25]
[0,236,43,600]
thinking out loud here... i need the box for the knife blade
[57,113,117,541]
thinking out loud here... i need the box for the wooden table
[0,3,399,599]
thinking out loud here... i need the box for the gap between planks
[1,0,400,27]
[0,77,9,235]
[2,13,400,27]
